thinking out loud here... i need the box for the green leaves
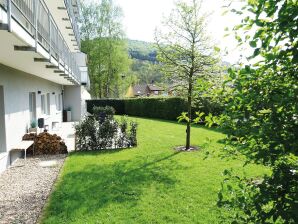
[214,46,221,52]
[249,41,257,48]
[217,0,298,223]
[177,112,190,123]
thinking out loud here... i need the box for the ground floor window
[46,93,51,115]
[41,95,46,114]
[55,94,62,111]
[29,92,36,122]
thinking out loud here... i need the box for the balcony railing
[0,0,81,84]
[64,0,80,48]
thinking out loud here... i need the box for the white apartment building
[0,0,90,172]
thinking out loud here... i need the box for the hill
[127,39,157,63]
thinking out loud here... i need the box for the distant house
[125,84,164,97]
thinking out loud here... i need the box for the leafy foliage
[212,1,298,223]
[128,39,157,63]
[93,106,115,121]
[75,107,138,151]
[80,0,131,98]
[130,59,164,85]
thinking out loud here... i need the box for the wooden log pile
[22,132,68,155]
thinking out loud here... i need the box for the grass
[41,117,266,224]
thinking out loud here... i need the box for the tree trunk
[186,79,192,149]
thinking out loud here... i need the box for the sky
[84,0,248,63]
[114,0,244,63]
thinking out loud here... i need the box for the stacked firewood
[22,132,68,155]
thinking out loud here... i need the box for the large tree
[155,0,217,149]
[80,0,131,98]
[215,0,298,223]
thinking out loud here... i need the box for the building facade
[0,0,90,172]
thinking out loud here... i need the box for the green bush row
[86,97,223,121]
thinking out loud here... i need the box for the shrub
[93,106,115,123]
[75,107,137,151]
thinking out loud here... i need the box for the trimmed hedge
[86,97,223,121]
[125,98,187,120]
[86,99,125,115]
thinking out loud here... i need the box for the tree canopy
[80,0,131,98]
[215,0,298,223]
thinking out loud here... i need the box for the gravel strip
[0,154,67,224]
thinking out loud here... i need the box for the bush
[75,107,138,151]
[93,106,115,123]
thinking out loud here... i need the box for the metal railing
[64,0,80,48]
[0,0,81,83]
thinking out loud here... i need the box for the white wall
[0,63,63,171]
[64,85,81,121]
[81,87,91,117]
[64,85,91,121]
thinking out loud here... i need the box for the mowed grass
[41,117,266,224]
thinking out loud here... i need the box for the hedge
[86,97,223,121]
[125,97,187,120]
[86,99,125,115]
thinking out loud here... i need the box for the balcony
[0,0,83,85]
[45,0,81,52]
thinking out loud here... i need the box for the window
[56,94,62,111]
[29,92,36,122]
[46,93,51,115]
[41,95,45,114]
[55,95,58,110]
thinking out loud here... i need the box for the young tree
[155,0,217,149]
[215,0,298,223]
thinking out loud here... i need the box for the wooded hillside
[127,39,157,63]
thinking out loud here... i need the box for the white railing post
[48,13,51,60]
[34,0,38,50]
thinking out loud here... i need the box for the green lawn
[41,117,265,224]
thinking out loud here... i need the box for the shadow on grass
[43,151,183,222]
[70,147,134,156]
